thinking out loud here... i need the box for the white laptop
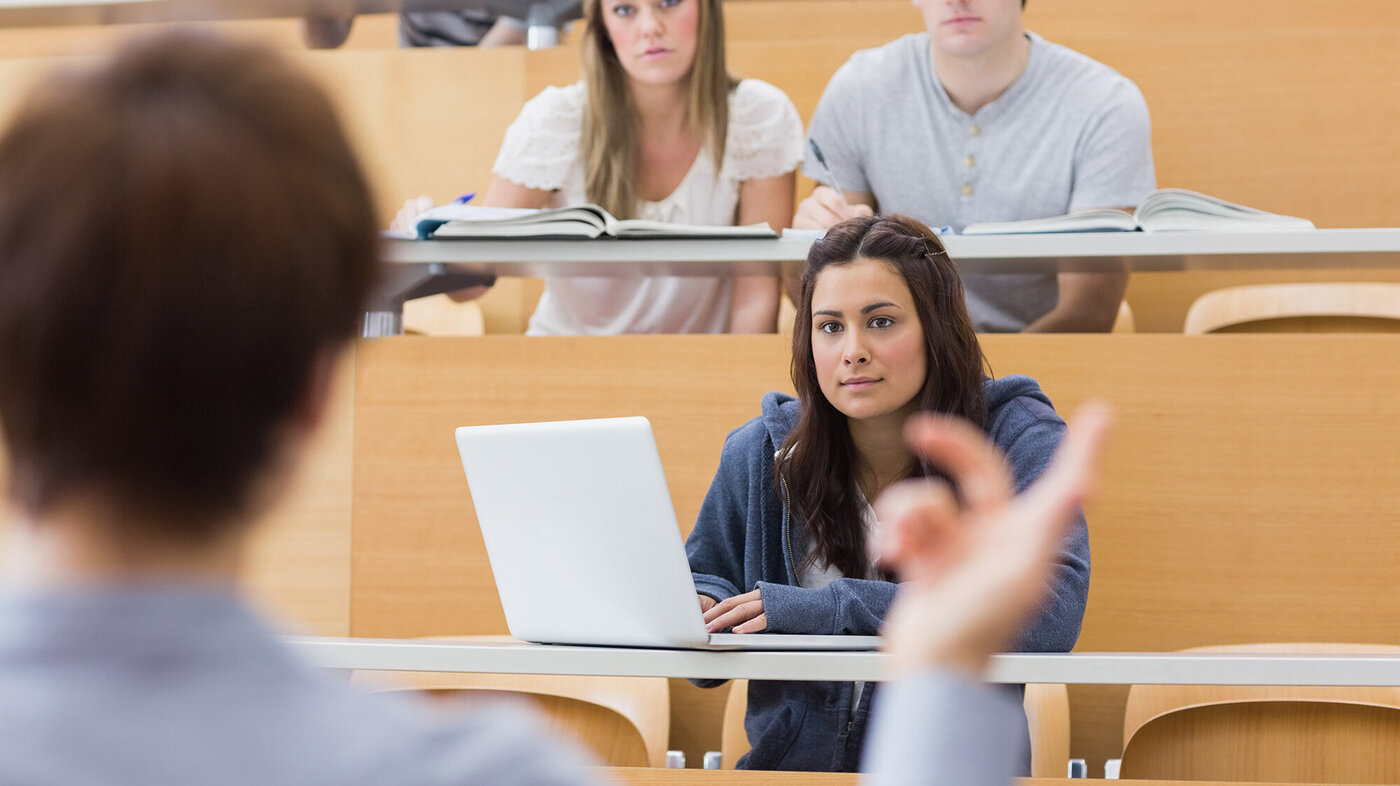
[455,417,883,652]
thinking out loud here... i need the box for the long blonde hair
[580,0,737,218]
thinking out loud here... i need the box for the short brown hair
[0,31,379,539]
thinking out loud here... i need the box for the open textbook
[961,188,1315,234]
[414,204,777,240]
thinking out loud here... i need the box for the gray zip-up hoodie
[685,374,1090,771]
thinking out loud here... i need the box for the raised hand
[875,402,1112,675]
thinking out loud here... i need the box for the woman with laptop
[397,0,802,334]
[685,213,1092,772]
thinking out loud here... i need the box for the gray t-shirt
[0,587,603,786]
[805,32,1156,332]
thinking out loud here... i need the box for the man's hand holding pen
[794,184,874,229]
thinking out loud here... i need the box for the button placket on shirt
[959,122,983,226]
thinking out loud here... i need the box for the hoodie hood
[759,375,1050,445]
[759,391,803,450]
[984,374,1053,414]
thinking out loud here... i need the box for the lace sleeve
[724,79,805,182]
[491,83,586,191]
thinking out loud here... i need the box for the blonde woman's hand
[390,195,436,232]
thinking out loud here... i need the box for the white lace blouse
[492,79,804,335]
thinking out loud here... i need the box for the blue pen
[453,192,476,205]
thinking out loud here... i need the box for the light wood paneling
[346,334,1400,764]
[349,335,794,639]
[244,350,357,636]
[477,277,547,335]
[670,677,732,772]
[0,43,529,231]
[0,14,399,59]
[0,351,355,637]
[987,335,1400,769]
[297,45,529,227]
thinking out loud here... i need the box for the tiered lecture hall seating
[1,1,1398,780]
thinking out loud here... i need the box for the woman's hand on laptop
[875,402,1111,677]
[703,589,767,634]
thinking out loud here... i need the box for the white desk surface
[286,637,1400,687]
[383,228,1400,277]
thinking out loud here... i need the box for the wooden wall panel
[348,334,1400,764]
[0,346,354,639]
[298,46,529,227]
[987,334,1400,769]
[243,351,357,636]
[0,14,398,59]
[349,335,794,639]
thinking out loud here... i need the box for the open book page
[1135,188,1315,232]
[414,204,610,240]
[961,189,1316,235]
[961,208,1137,235]
[414,203,777,240]
[610,219,776,239]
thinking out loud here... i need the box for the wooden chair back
[1120,643,1400,783]
[356,639,670,767]
[1111,301,1136,334]
[1183,283,1400,334]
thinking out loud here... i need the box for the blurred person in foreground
[0,29,1108,786]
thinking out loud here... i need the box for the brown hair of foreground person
[0,31,379,541]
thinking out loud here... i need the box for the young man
[0,31,589,786]
[0,30,1106,785]
[795,0,1156,333]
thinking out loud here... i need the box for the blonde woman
[430,0,801,334]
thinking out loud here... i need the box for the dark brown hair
[0,31,378,540]
[782,214,988,577]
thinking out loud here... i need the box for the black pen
[807,139,849,206]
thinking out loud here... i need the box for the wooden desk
[290,638,1400,687]
[386,229,1400,274]
[337,333,1400,766]
[367,229,1400,334]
